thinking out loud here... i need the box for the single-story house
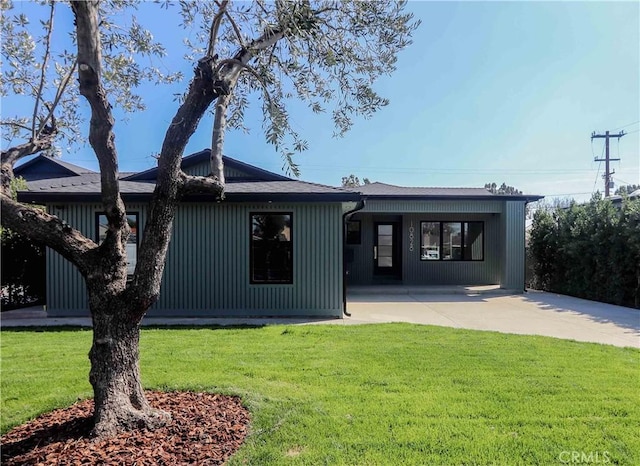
[15,150,542,318]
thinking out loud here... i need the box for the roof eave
[16,191,361,204]
[363,194,544,202]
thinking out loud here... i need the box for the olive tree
[0,0,418,438]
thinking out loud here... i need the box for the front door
[374,222,401,278]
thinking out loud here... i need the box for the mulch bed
[1,391,251,465]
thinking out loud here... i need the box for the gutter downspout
[342,199,366,317]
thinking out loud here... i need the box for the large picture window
[96,213,139,276]
[250,213,293,284]
[420,221,483,261]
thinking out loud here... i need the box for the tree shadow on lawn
[0,324,272,334]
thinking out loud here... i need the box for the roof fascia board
[363,194,543,202]
[17,192,361,204]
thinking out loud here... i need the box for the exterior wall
[46,203,149,312]
[45,202,344,317]
[346,199,524,289]
[362,199,503,214]
[500,201,526,290]
[184,160,256,178]
[156,202,343,317]
[346,212,501,286]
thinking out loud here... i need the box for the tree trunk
[88,301,170,438]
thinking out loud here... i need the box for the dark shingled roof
[17,155,360,203]
[15,153,542,204]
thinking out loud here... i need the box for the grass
[2,323,639,465]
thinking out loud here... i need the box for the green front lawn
[2,324,639,465]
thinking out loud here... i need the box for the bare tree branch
[178,171,224,196]
[131,23,289,308]
[71,0,129,285]
[31,0,56,140]
[1,121,33,133]
[222,8,245,49]
[0,194,97,275]
[71,2,124,213]
[210,91,232,183]
[207,0,229,58]
[36,58,78,140]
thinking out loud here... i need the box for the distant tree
[615,184,640,196]
[1,0,418,438]
[484,182,522,195]
[341,174,371,187]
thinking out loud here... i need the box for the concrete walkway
[1,291,638,348]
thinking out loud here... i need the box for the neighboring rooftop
[354,182,542,202]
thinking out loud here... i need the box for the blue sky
[5,1,640,201]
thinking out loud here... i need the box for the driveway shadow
[521,291,640,333]
[347,293,492,304]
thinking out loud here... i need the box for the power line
[591,141,605,194]
[592,160,602,194]
[544,192,594,197]
[301,166,598,174]
[591,130,625,197]
[611,120,640,131]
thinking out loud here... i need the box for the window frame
[95,212,139,276]
[249,212,294,285]
[419,221,484,262]
[346,220,362,245]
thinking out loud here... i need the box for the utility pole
[592,130,625,197]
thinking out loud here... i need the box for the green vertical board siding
[347,212,501,286]
[153,202,343,317]
[362,199,503,214]
[401,213,501,285]
[500,201,526,290]
[183,160,257,178]
[45,203,148,315]
[45,201,344,317]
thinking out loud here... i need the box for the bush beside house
[1,230,45,310]
[528,194,640,309]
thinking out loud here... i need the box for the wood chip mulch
[1,391,251,465]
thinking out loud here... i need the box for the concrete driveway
[2,291,638,348]
[345,290,640,348]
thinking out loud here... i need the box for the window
[420,221,483,261]
[442,222,462,260]
[250,213,293,284]
[346,220,361,245]
[96,213,139,275]
[421,222,440,260]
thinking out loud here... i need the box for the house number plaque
[409,222,414,252]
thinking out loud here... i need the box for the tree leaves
[529,195,640,308]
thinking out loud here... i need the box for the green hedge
[528,194,640,309]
